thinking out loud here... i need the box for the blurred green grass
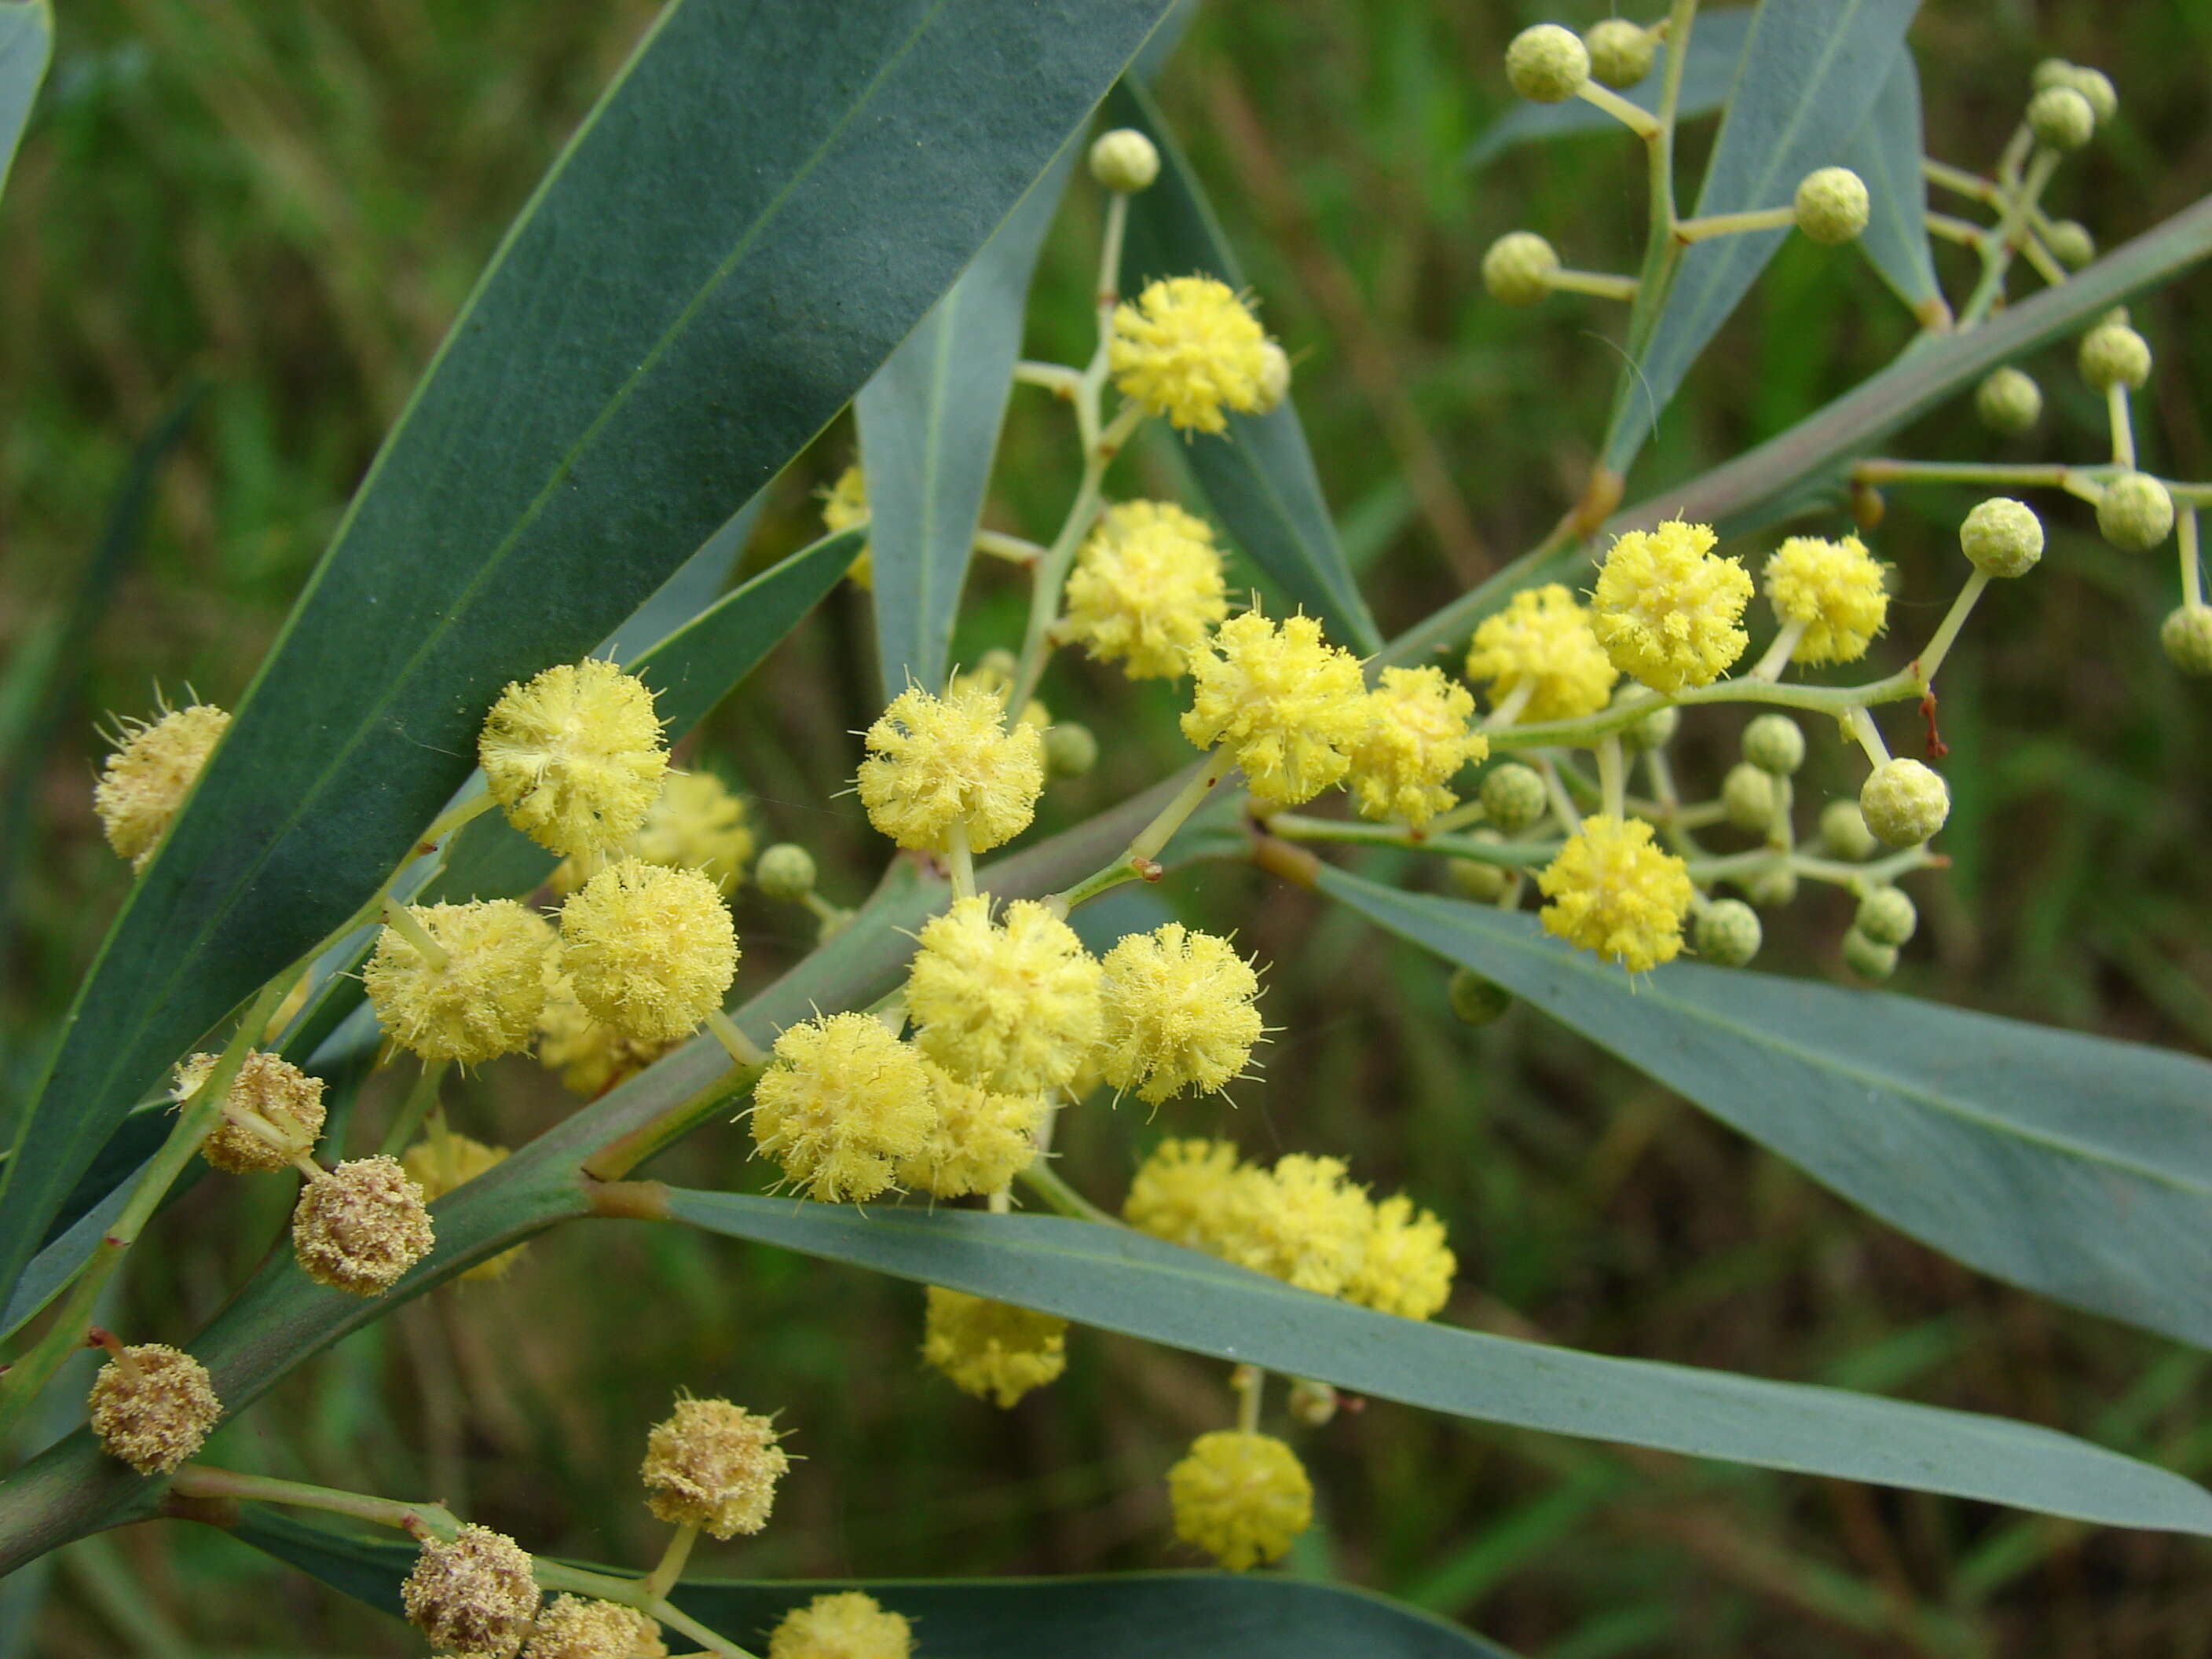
[7,2,2212,1655]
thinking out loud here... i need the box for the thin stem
[1923,210,1990,250]
[1539,758,1581,830]
[943,819,976,902]
[1232,1364,1266,1435]
[1846,707,1891,767]
[1597,736,1625,819]
[1674,204,1796,244]
[1005,403,1141,716]
[702,1009,769,1070]
[641,1523,699,1604]
[2108,382,2136,471]
[1017,1163,1119,1225]
[1126,750,1235,866]
[1923,157,1999,204]
[1961,147,2060,328]
[378,1058,449,1158]
[1490,665,1926,751]
[1545,267,1641,302]
[1748,618,1807,682]
[2182,509,2203,609]
[379,898,448,971]
[2019,232,2068,290]
[1262,814,1557,866]
[1918,569,1989,682]
[1612,0,1697,372]
[1854,458,2086,489]
[1573,79,1662,139]
[580,1063,763,1183]
[1480,679,1537,731]
[973,529,1046,566]
[170,1464,460,1541]
[1013,359,1084,397]
[530,1561,759,1659]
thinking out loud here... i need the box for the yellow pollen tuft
[93,701,231,870]
[905,896,1103,1093]
[1108,275,1274,434]
[640,1396,790,1540]
[1060,500,1230,679]
[553,768,754,898]
[749,1013,936,1203]
[1763,535,1890,664]
[1122,1137,1247,1253]
[479,659,669,857]
[363,899,554,1065]
[1537,814,1694,972]
[897,1060,1048,1199]
[1097,924,1263,1104]
[1462,585,1618,721]
[856,683,1045,855]
[402,1132,524,1282]
[945,657,1050,731]
[1218,1152,1373,1296]
[558,859,737,1043]
[1181,608,1369,808]
[1346,1194,1457,1320]
[1167,1431,1313,1570]
[767,1591,913,1659]
[1591,520,1752,691]
[1346,665,1489,826]
[821,462,873,588]
[534,969,675,1097]
[921,1286,1068,1408]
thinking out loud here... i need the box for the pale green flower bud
[1448,967,1513,1026]
[1721,762,1776,832]
[1741,713,1805,776]
[2078,322,2151,392]
[2029,57,2074,91]
[1506,24,1590,103]
[1746,866,1799,910]
[2045,220,2095,269]
[2162,605,2212,676]
[1842,926,1899,983]
[1855,886,1918,947]
[1612,689,1679,752]
[1089,128,1160,194]
[1482,231,1558,306]
[1044,722,1099,778]
[1793,167,1870,245]
[1447,840,1512,903]
[1479,763,1547,833]
[1959,496,2043,578]
[2064,66,2117,126]
[1860,758,1949,847]
[755,843,818,903]
[1694,899,1763,969]
[2027,85,2095,151]
[1583,19,1654,89]
[1819,798,1879,861]
[2097,472,2175,552]
[1974,366,2042,434]
[1252,340,1291,414]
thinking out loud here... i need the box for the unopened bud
[1959,496,2044,578]
[1252,339,1292,413]
[1842,926,1899,983]
[1479,763,1547,833]
[1860,758,1949,847]
[2161,604,2212,676]
[1287,1377,1341,1426]
[1583,18,1654,88]
[1693,899,1763,969]
[1505,24,1589,103]
[1447,836,1511,903]
[2097,471,2175,552]
[1448,967,1512,1026]
[1722,762,1776,832]
[2026,85,2095,151]
[1745,866,1799,910]
[1088,128,1160,194]
[1044,721,1100,778]
[1742,713,1805,776]
[1974,366,2042,434]
[2044,219,2095,269]
[1482,231,1558,306]
[755,843,818,903]
[2078,322,2151,392]
[1819,798,1879,861]
[1793,167,1870,245]
[1855,885,1918,947]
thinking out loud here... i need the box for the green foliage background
[5,1,2212,1653]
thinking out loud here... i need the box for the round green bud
[2078,322,2151,393]
[1974,366,2042,435]
[1583,18,1655,89]
[1448,966,1513,1026]
[2097,471,2175,552]
[1448,837,1512,903]
[1505,24,1590,103]
[1742,713,1806,776]
[1088,128,1159,194]
[1044,721,1099,778]
[2030,57,2075,91]
[1482,231,1559,306]
[975,646,1020,681]
[1623,701,1679,753]
[1793,166,1870,245]
[2064,66,2117,126]
[1842,926,1899,983]
[1854,885,1918,947]
[1860,758,1950,847]
[1745,866,1800,910]
[1253,340,1291,414]
[1819,798,1879,861]
[2045,219,2095,269]
[2099,306,2131,329]
[754,842,817,903]
[2026,84,2095,151]
[1721,762,1776,832]
[1694,899,1763,969]
[1958,496,2044,578]
[2161,604,2212,676]
[1480,763,1548,833]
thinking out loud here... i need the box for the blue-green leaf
[0,0,48,205]
[1843,47,1941,318]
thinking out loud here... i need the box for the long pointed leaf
[0,0,48,205]
[1844,49,1940,317]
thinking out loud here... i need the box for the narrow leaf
[1844,49,1941,317]
[596,495,764,667]
[0,0,48,203]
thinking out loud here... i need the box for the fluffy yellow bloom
[93,701,230,870]
[523,1596,667,1659]
[1591,520,1751,691]
[1181,609,1368,808]
[1123,1137,1247,1253]
[1462,585,1617,721]
[906,897,1102,1093]
[558,859,736,1042]
[364,899,553,1064]
[640,1396,789,1540]
[1097,924,1263,1104]
[856,683,1044,855]
[553,768,753,897]
[1168,1431,1313,1570]
[898,1060,1048,1198]
[1763,535,1889,665]
[1219,1153,1372,1296]
[767,1591,912,1659]
[1060,500,1229,679]
[822,462,872,588]
[1108,275,1273,434]
[402,1132,523,1282]
[534,971,673,1096]
[479,659,669,856]
[1346,666,1489,826]
[172,1049,325,1174]
[921,1286,1068,1408]
[750,1013,936,1203]
[1538,814,1693,972]
[1346,1194,1456,1320]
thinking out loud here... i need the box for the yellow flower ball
[1123,1137,1247,1254]
[640,1396,789,1540]
[1537,814,1694,972]
[534,970,673,1097]
[906,897,1102,1093]
[558,859,736,1043]
[1762,534,1891,665]
[1167,1431,1313,1570]
[856,683,1045,855]
[1346,1194,1456,1320]
[363,899,554,1064]
[1591,520,1751,692]
[921,1286,1068,1408]
[93,701,232,871]
[479,659,668,857]
[1463,584,1618,721]
[1108,275,1274,434]
[402,1132,524,1282]
[1346,666,1489,826]
[1060,500,1230,679]
[1219,1153,1373,1296]
[821,461,872,588]
[553,768,754,897]
[1181,608,1369,808]
[750,1013,936,1203]
[767,1591,912,1659]
[897,1060,1048,1199]
[945,657,1049,731]
[1097,924,1264,1104]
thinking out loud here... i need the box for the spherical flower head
[1959,496,2045,577]
[1478,762,1548,833]
[946,657,1049,731]
[1975,365,2043,434]
[1448,841,1511,903]
[1124,1137,1247,1254]
[292,1155,435,1296]
[1097,923,1264,1104]
[364,899,554,1064]
[1694,897,1764,968]
[1481,231,1558,307]
[754,842,819,903]
[1464,584,1619,720]
[921,1286,1068,1408]
[523,1595,668,1659]
[1089,126,1160,193]
[1583,18,1654,87]
[906,897,1103,1093]
[1447,965,1512,1024]
[86,1343,220,1474]
[559,859,737,1042]
[1855,885,1918,947]
[535,971,673,1097]
[1794,167,1870,244]
[750,1013,935,1203]
[2045,218,2095,269]
[1346,1193,1456,1320]
[821,462,873,588]
[480,659,668,857]
[93,702,230,871]
[557,768,753,898]
[401,1524,540,1658]
[1168,1431,1313,1570]
[403,1132,523,1282]
[1820,798,1880,860]
[2161,605,2212,676]
[1253,339,1291,413]
[2027,84,2094,150]
[897,1060,1047,1199]
[1538,815,1693,972]
[2062,64,2118,125]
[1045,720,1101,778]
[1220,1154,1372,1296]
[1591,520,1751,692]
[1346,667,1488,826]
[1859,758,1948,847]
[1843,925,1899,983]
[641,1396,789,1540]
[1721,762,1775,831]
[857,683,1044,854]
[1762,535,1888,665]
[1741,712,1806,776]
[767,1591,913,1659]
[1618,692,1680,753]
[1181,608,1369,808]
[2097,471,2175,551]
[1061,500,1230,679]
[1108,275,1273,434]
[1505,23,1588,102]
[173,1049,325,1174]
[2079,321,2151,392]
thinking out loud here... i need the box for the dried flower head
[1463,584,1618,720]
[1537,814,1694,972]
[363,899,554,1064]
[86,1343,220,1474]
[1097,923,1263,1104]
[1592,520,1751,692]
[403,1132,523,1282]
[921,1287,1068,1408]
[906,897,1103,1093]
[1109,275,1273,434]
[640,1396,789,1540]
[172,1049,325,1174]
[1762,534,1890,665]
[897,1061,1048,1199]
[857,683,1045,855]
[1346,1195,1456,1320]
[93,701,230,870]
[291,1155,435,1297]
[1060,500,1229,679]
[401,1524,540,1658]
[558,859,737,1042]
[1181,608,1369,808]
[767,1591,913,1659]
[555,768,754,898]
[1346,666,1489,826]
[522,1595,668,1659]
[750,1013,936,1203]
[479,659,669,856]
[1168,1431,1313,1570]
[535,971,674,1097]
